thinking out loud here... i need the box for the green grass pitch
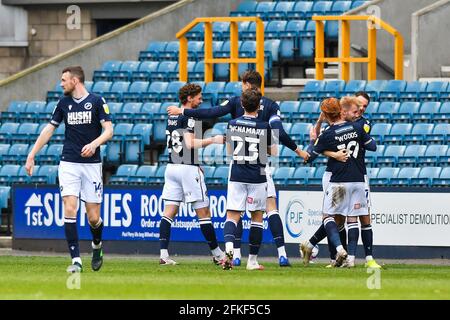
[0,256,449,299]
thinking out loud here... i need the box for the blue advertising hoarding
[13,185,274,243]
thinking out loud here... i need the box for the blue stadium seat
[371,101,400,123]
[287,2,314,20]
[103,81,130,102]
[433,167,450,187]
[290,122,312,143]
[0,186,10,209]
[203,82,226,106]
[265,21,288,39]
[298,20,316,60]
[11,123,39,144]
[364,80,388,100]
[433,102,450,122]
[111,61,140,81]
[390,167,420,186]
[413,102,440,122]
[92,81,112,95]
[0,144,10,163]
[298,101,320,121]
[31,165,58,184]
[186,23,205,41]
[279,20,306,61]
[378,80,407,101]
[131,61,159,82]
[139,41,167,61]
[141,82,169,102]
[391,102,420,123]
[230,1,258,17]
[1,143,28,164]
[351,1,369,9]
[280,101,300,121]
[189,61,205,81]
[115,102,142,122]
[160,41,180,60]
[93,60,122,81]
[130,123,153,146]
[121,81,149,103]
[150,61,178,82]
[206,166,228,185]
[273,167,295,184]
[371,167,400,186]
[298,81,325,100]
[148,165,166,184]
[38,144,61,165]
[0,165,21,185]
[128,165,158,185]
[109,164,139,185]
[403,123,434,144]
[399,81,427,101]
[0,122,20,144]
[254,1,276,20]
[20,101,47,122]
[366,167,380,180]
[217,81,242,102]
[307,1,333,19]
[425,123,450,144]
[1,101,28,122]
[306,165,327,185]
[377,145,405,167]
[341,80,366,96]
[287,167,316,184]
[370,123,392,143]
[52,124,65,143]
[187,41,204,61]
[364,101,379,118]
[397,144,426,167]
[410,167,442,187]
[419,145,448,167]
[46,83,64,102]
[268,1,295,20]
[160,81,186,102]
[419,81,448,101]
[365,145,385,167]
[318,80,345,100]
[383,123,412,145]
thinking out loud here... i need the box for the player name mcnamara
[228,125,266,136]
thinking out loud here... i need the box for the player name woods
[179,304,271,317]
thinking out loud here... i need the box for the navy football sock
[64,217,80,261]
[89,218,103,246]
[268,210,285,248]
[233,218,243,250]
[310,223,327,246]
[199,218,218,251]
[249,222,264,255]
[361,224,373,257]
[347,222,359,256]
[159,216,173,250]
[324,217,342,250]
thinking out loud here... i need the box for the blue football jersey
[166,114,198,165]
[227,115,273,184]
[50,93,111,163]
[312,122,374,183]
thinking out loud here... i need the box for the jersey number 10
[337,141,360,158]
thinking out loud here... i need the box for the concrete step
[265,86,301,102]
[419,77,450,82]
[441,66,450,77]
[0,236,12,248]
[306,67,339,79]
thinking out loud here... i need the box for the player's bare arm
[81,120,113,158]
[25,123,56,176]
[167,105,183,116]
[183,132,224,149]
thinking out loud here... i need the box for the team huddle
[25,66,381,273]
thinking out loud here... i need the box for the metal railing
[176,17,265,93]
[313,15,404,81]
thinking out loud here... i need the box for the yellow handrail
[176,17,265,94]
[313,15,404,81]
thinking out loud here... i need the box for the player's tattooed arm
[26,123,56,176]
[81,120,113,158]
[167,102,232,119]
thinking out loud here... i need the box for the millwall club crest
[68,105,72,111]
[84,102,93,110]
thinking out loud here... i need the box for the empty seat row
[0,164,58,185]
[299,80,450,102]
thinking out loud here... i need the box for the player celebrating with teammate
[159,83,226,265]
[222,88,279,270]
[25,66,113,273]
[302,96,378,267]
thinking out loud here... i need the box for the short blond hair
[340,96,360,110]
